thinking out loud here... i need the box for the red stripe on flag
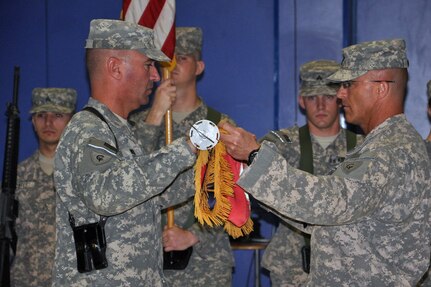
[139,0,165,29]
[122,0,175,60]
[122,0,132,20]
[161,24,175,59]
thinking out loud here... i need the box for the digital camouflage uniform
[260,126,362,286]
[53,98,196,286]
[239,39,431,286]
[418,80,431,287]
[131,102,234,287]
[419,139,431,287]
[12,151,56,287]
[260,60,362,286]
[11,87,77,287]
[240,115,430,286]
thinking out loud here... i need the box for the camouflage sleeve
[257,201,312,234]
[158,167,196,209]
[237,141,387,225]
[132,111,164,154]
[258,128,298,165]
[55,121,196,217]
[188,224,231,261]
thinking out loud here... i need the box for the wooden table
[231,240,270,287]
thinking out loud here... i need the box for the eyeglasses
[339,80,395,89]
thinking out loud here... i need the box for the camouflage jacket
[239,114,431,286]
[418,139,431,287]
[12,151,56,287]
[53,98,196,287]
[260,126,362,286]
[131,102,234,287]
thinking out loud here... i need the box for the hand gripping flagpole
[160,60,176,228]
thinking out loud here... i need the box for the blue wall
[1,1,430,286]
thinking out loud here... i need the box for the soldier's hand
[219,121,260,161]
[145,79,176,125]
[162,225,199,251]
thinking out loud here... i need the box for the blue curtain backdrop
[1,1,430,286]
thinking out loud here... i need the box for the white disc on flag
[189,119,220,150]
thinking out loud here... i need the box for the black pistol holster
[69,213,109,273]
[163,248,193,270]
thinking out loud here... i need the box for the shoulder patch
[341,161,364,174]
[79,137,118,175]
[91,151,113,165]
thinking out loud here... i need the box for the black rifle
[0,66,21,287]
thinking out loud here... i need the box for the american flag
[122,0,176,60]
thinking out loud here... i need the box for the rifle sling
[299,124,356,244]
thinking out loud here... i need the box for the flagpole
[162,66,175,228]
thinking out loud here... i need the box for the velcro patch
[341,161,363,174]
[87,138,117,166]
[91,151,113,165]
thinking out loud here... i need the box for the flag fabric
[122,0,176,60]
[194,124,254,239]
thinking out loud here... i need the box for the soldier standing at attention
[53,19,198,286]
[260,60,361,286]
[131,27,234,286]
[12,88,76,287]
[220,39,431,286]
[418,79,431,287]
[426,80,431,149]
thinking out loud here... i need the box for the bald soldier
[220,39,431,285]
[12,88,76,287]
[260,60,361,286]
[53,19,198,286]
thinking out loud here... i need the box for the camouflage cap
[328,39,409,82]
[85,19,169,62]
[30,88,77,114]
[175,27,203,55]
[300,60,340,97]
[427,80,431,100]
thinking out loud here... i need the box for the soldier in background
[260,60,361,286]
[426,80,431,146]
[418,80,431,287]
[220,39,430,286]
[131,27,234,287]
[12,88,76,287]
[53,19,197,286]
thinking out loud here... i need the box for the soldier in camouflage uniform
[131,27,234,287]
[260,60,362,287]
[12,88,76,287]
[418,80,431,287]
[53,19,198,286]
[426,80,431,152]
[220,39,431,286]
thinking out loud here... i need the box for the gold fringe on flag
[194,128,253,238]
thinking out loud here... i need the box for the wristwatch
[247,148,260,166]
[189,119,220,150]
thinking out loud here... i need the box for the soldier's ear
[375,81,390,101]
[298,95,305,110]
[107,56,122,80]
[196,60,205,76]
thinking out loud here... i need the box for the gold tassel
[224,217,254,239]
[194,130,253,238]
[194,143,233,227]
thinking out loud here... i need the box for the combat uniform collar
[349,114,406,156]
[86,97,134,132]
